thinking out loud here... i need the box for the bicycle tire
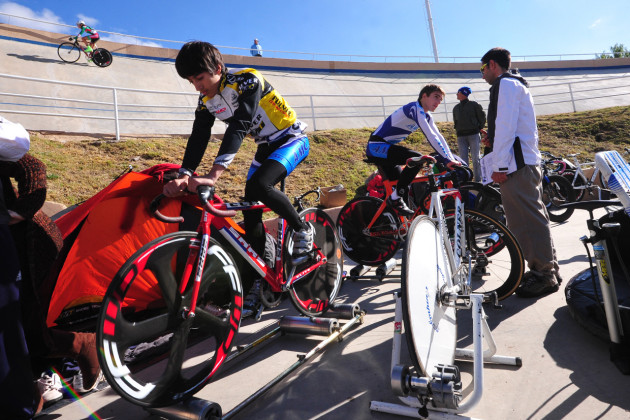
[336,196,403,266]
[284,208,343,316]
[447,209,524,301]
[543,174,576,222]
[57,42,81,63]
[458,182,506,224]
[401,216,457,377]
[97,231,242,407]
[562,170,586,202]
[92,48,113,67]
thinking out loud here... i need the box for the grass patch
[28,105,630,207]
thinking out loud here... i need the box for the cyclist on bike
[163,41,313,317]
[366,84,463,216]
[76,21,100,57]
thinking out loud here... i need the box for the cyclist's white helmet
[76,20,85,26]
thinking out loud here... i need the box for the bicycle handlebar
[151,186,237,224]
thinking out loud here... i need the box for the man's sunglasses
[480,63,488,74]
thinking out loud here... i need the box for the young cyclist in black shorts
[163,41,313,317]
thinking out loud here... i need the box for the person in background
[480,47,560,298]
[250,38,263,57]
[365,84,462,216]
[452,86,486,181]
[163,41,312,317]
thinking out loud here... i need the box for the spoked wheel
[284,208,343,317]
[543,174,576,222]
[57,42,81,63]
[562,171,586,202]
[336,196,403,266]
[446,209,524,301]
[92,48,113,67]
[402,216,457,377]
[97,232,242,407]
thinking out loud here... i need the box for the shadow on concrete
[6,52,66,64]
[541,306,630,417]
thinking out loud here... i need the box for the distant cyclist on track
[76,20,100,58]
[366,84,463,216]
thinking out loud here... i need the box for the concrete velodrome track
[1,24,630,420]
[1,22,630,136]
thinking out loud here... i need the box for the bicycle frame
[162,194,329,317]
[426,187,467,289]
[361,171,458,241]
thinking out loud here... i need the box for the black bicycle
[57,37,112,67]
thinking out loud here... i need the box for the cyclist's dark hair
[418,84,445,102]
[175,41,224,79]
[481,47,511,71]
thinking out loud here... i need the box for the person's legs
[500,165,559,297]
[457,136,471,166]
[468,134,482,181]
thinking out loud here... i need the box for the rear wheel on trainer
[97,232,242,408]
[336,196,403,266]
[447,209,524,301]
[57,42,81,63]
[92,48,113,67]
[284,208,343,317]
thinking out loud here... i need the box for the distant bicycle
[57,37,112,67]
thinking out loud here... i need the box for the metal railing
[2,73,630,138]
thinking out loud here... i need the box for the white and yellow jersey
[183,68,306,170]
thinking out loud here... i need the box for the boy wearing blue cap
[452,86,486,181]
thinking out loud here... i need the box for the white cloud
[589,18,603,29]
[0,1,66,33]
[0,2,163,47]
[76,13,98,27]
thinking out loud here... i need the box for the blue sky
[1,0,628,61]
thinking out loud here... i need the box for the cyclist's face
[421,91,444,112]
[188,69,222,98]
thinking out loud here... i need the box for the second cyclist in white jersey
[366,84,461,216]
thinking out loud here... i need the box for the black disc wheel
[57,42,81,63]
[97,232,242,407]
[336,196,403,266]
[92,48,113,67]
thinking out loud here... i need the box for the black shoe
[515,272,559,298]
[242,279,262,318]
[387,196,414,216]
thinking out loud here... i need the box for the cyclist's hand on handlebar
[163,177,189,197]
[186,176,215,194]
[446,160,462,171]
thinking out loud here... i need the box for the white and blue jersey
[366,101,455,162]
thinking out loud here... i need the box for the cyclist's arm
[213,77,262,168]
[181,101,215,173]
[415,106,457,164]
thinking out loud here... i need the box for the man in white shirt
[480,47,560,298]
